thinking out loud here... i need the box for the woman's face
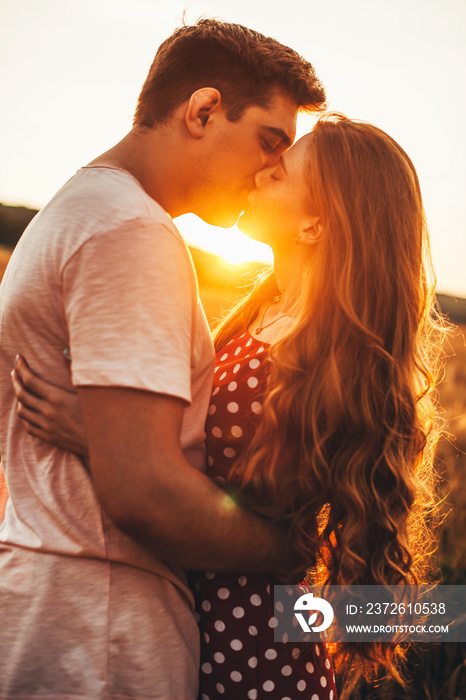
[237,134,314,250]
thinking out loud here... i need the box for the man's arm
[78,385,295,576]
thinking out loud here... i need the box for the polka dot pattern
[203,331,270,485]
[189,330,338,699]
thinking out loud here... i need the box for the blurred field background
[0,208,465,698]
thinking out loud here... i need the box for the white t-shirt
[0,166,215,698]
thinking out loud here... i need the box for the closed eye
[261,136,280,153]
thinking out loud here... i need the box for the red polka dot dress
[190,331,338,700]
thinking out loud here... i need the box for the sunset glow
[1,1,465,294]
[175,214,273,265]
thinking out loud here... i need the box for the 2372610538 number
[366,602,446,615]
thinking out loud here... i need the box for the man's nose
[268,151,281,167]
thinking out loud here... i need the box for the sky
[1,0,465,296]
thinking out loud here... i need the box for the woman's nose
[253,167,271,189]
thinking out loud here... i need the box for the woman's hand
[11,355,89,457]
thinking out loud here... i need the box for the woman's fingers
[11,368,45,414]
[19,418,55,445]
[14,355,56,402]
[16,400,50,432]
[11,366,55,431]
[11,355,88,456]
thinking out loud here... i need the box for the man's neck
[87,126,190,217]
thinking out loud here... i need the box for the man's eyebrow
[263,126,293,148]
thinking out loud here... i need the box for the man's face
[192,90,298,227]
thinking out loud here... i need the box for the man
[0,19,325,699]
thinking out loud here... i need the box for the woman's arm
[11,355,88,456]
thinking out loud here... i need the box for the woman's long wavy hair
[214,114,448,692]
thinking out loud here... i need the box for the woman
[11,114,446,698]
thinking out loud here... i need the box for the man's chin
[200,209,242,229]
[237,211,257,237]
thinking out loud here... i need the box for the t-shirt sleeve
[62,219,194,403]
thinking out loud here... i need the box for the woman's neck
[248,251,298,343]
[271,240,312,307]
[248,241,316,343]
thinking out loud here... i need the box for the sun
[174,214,273,265]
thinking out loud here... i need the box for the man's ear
[185,88,222,138]
[300,215,323,245]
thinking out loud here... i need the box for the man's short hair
[134,19,326,127]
